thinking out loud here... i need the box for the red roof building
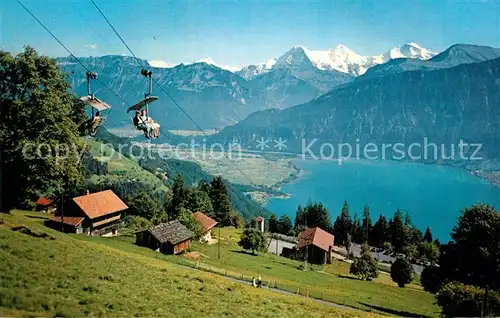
[297,227,335,264]
[46,190,127,236]
[35,197,56,213]
[192,212,218,242]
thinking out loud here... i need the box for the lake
[265,159,500,241]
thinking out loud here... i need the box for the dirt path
[176,262,360,312]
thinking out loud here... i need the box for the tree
[345,233,352,258]
[128,192,163,221]
[352,212,362,243]
[1,47,87,211]
[170,174,188,219]
[417,241,440,264]
[390,257,414,288]
[350,242,378,280]
[278,215,293,235]
[177,207,202,239]
[370,215,388,248]
[361,204,372,243]
[436,282,500,317]
[420,266,443,294]
[185,188,214,217]
[333,201,352,246]
[209,176,232,226]
[390,209,407,253]
[424,227,433,243]
[238,228,267,254]
[438,204,500,292]
[268,214,279,233]
[294,205,305,229]
[293,202,331,231]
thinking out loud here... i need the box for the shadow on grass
[230,250,258,257]
[27,215,48,220]
[337,274,359,281]
[359,302,431,318]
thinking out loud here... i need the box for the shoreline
[253,156,500,206]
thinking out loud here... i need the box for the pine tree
[391,208,407,253]
[170,174,188,219]
[361,204,372,243]
[269,214,279,233]
[209,176,232,226]
[370,214,388,248]
[352,212,362,243]
[294,205,305,231]
[333,200,352,246]
[424,227,433,243]
[278,215,293,235]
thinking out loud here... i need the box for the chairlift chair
[127,69,160,139]
[79,71,111,136]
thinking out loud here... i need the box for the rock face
[214,56,500,161]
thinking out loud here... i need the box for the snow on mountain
[194,57,242,72]
[148,60,174,68]
[148,57,241,72]
[239,42,437,78]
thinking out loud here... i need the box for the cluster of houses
[42,189,219,254]
[42,190,335,263]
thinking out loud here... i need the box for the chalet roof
[49,216,84,227]
[192,212,218,233]
[147,220,194,245]
[72,190,128,219]
[297,227,334,253]
[36,198,52,206]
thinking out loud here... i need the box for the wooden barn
[45,190,127,236]
[297,227,334,265]
[135,220,194,255]
[192,212,218,243]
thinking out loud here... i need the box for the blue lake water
[265,159,500,241]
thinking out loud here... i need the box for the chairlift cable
[89,0,259,188]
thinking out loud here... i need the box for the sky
[2,0,500,68]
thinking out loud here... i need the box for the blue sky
[2,0,500,67]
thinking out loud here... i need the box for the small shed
[256,216,265,233]
[136,220,194,255]
[192,212,218,242]
[35,198,56,213]
[297,227,334,265]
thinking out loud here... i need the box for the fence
[157,253,353,309]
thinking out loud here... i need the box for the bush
[122,215,153,234]
[390,257,413,287]
[238,228,267,254]
[420,266,443,294]
[436,281,500,317]
[350,243,378,281]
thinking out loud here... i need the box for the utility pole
[218,225,221,259]
[60,190,64,233]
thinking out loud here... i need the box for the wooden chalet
[45,190,127,236]
[135,220,194,255]
[297,227,335,265]
[192,212,218,242]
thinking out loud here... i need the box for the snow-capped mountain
[239,42,437,78]
[148,57,241,72]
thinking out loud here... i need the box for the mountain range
[58,42,440,130]
[238,42,437,78]
[212,47,500,162]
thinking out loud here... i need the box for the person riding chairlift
[133,109,160,138]
[141,109,160,138]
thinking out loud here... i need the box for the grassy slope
[80,227,440,317]
[0,212,375,317]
